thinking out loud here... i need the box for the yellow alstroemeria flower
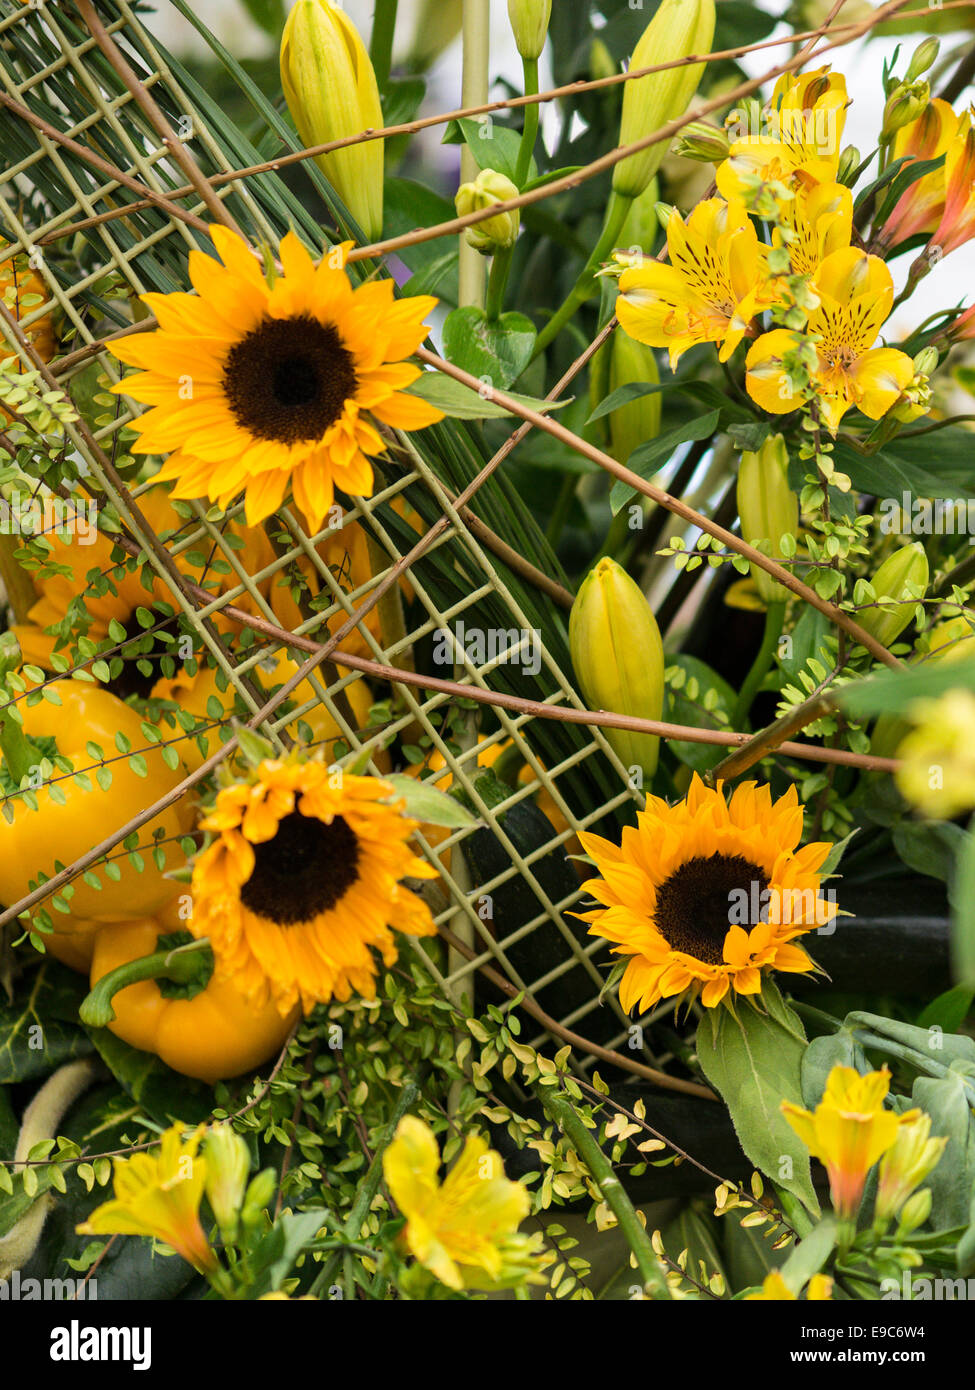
[383,1115,544,1292]
[931,110,975,255]
[745,247,915,433]
[747,1270,833,1300]
[875,1111,948,1228]
[77,1124,217,1274]
[777,180,853,280]
[782,1066,920,1221]
[616,198,777,367]
[875,99,965,251]
[717,66,848,201]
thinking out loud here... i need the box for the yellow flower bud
[736,434,798,605]
[881,82,930,141]
[569,558,665,779]
[507,0,552,62]
[240,1168,278,1230]
[895,688,975,818]
[455,169,521,254]
[870,615,973,760]
[612,0,716,200]
[671,119,730,164]
[604,331,661,465]
[875,1112,947,1229]
[906,38,940,83]
[857,542,929,651]
[204,1123,251,1246]
[280,0,384,241]
[896,1187,932,1235]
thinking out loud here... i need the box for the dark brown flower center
[222,315,357,444]
[654,853,769,965]
[240,809,360,925]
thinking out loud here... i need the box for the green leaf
[839,658,975,718]
[239,0,286,36]
[245,1208,328,1297]
[912,1066,975,1229]
[952,823,975,987]
[85,1028,213,1129]
[0,963,93,1084]
[442,306,537,391]
[405,372,569,420]
[775,1216,838,1295]
[609,410,721,512]
[892,820,969,884]
[381,773,479,828]
[585,381,662,426]
[442,116,535,185]
[695,982,820,1215]
[800,1027,871,1108]
[917,984,975,1036]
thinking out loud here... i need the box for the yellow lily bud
[204,1123,252,1246]
[605,330,661,464]
[507,0,552,61]
[736,434,798,605]
[906,38,940,83]
[856,542,929,651]
[455,169,520,254]
[612,0,716,200]
[569,558,664,780]
[280,0,384,241]
[616,180,661,256]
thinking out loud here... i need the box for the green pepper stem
[538,1083,673,1299]
[531,190,633,359]
[80,937,213,1028]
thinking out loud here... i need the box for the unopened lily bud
[280,0,384,241]
[857,542,929,650]
[881,82,930,140]
[913,345,940,376]
[671,119,730,164]
[455,169,520,254]
[603,332,661,465]
[613,0,717,199]
[836,144,862,186]
[737,434,798,604]
[204,1123,251,1246]
[906,38,940,83]
[407,0,463,72]
[507,0,552,62]
[570,558,665,779]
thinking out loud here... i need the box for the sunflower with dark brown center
[109,227,443,533]
[574,774,835,1011]
[188,758,438,1014]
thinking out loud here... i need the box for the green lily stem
[545,472,577,548]
[539,1084,672,1299]
[369,0,398,90]
[732,600,785,728]
[79,938,213,1028]
[309,1080,419,1297]
[515,56,539,188]
[484,245,514,322]
[596,505,638,565]
[531,190,633,359]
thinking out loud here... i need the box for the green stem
[369,0,398,90]
[531,190,633,359]
[732,600,785,728]
[515,57,539,188]
[310,1081,418,1297]
[79,938,213,1028]
[538,1084,672,1300]
[595,506,635,565]
[484,245,513,322]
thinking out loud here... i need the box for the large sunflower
[575,774,835,1011]
[109,227,443,532]
[188,758,438,1014]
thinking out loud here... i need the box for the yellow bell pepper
[0,680,193,922]
[84,900,298,1084]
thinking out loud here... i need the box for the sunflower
[575,774,835,1012]
[109,227,443,532]
[188,757,439,1014]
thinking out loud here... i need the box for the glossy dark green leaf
[609,409,721,512]
[442,306,538,390]
[0,962,92,1084]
